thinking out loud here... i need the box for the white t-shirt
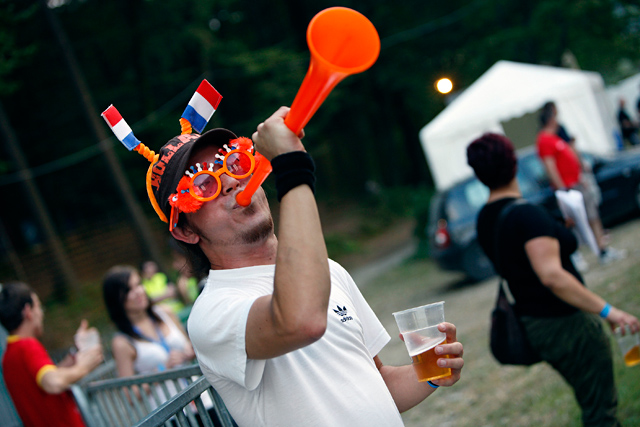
[188,259,404,427]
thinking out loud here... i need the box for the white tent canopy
[420,60,618,191]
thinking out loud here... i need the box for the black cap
[149,128,238,221]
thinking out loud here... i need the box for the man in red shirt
[537,102,625,265]
[0,282,103,427]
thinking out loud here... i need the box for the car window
[517,154,548,197]
[445,179,489,222]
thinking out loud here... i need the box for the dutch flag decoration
[101,105,141,151]
[181,80,223,134]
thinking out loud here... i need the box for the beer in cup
[615,325,640,367]
[393,301,451,382]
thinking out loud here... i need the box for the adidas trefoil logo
[333,305,353,323]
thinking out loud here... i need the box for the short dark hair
[173,215,212,279]
[102,265,160,340]
[467,133,517,189]
[539,101,556,127]
[0,282,34,332]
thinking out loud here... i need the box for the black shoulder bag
[489,199,542,366]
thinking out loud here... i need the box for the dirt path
[358,216,640,427]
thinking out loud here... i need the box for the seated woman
[102,264,195,378]
[467,133,639,427]
[102,265,227,427]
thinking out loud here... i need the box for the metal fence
[71,362,234,427]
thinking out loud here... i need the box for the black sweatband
[270,151,316,202]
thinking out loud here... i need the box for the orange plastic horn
[284,6,381,135]
[236,7,380,207]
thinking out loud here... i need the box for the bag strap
[493,198,528,304]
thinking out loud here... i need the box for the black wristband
[271,151,316,202]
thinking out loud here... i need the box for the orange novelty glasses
[187,149,255,201]
[169,145,255,231]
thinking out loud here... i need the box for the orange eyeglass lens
[192,173,219,199]
[225,152,253,177]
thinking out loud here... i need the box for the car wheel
[462,242,495,282]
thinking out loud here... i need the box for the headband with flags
[101,105,141,150]
[100,80,223,224]
[181,80,223,134]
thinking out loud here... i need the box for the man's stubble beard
[191,202,274,247]
[238,202,274,244]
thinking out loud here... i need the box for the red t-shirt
[2,336,86,427]
[536,131,581,188]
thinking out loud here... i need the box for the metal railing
[71,362,234,427]
[134,375,235,427]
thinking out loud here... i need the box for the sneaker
[599,247,627,265]
[571,252,589,273]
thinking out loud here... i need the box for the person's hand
[430,322,464,387]
[75,345,103,373]
[166,349,190,369]
[75,319,90,336]
[606,307,640,334]
[252,107,306,161]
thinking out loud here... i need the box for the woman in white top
[102,265,195,377]
[103,265,227,426]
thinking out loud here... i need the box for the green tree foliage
[0,0,37,96]
[0,0,638,254]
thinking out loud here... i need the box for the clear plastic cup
[74,328,101,352]
[615,325,640,367]
[393,301,451,382]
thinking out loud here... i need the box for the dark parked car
[427,147,640,282]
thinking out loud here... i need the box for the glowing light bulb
[436,78,453,94]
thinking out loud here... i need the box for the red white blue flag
[181,80,222,133]
[101,105,141,150]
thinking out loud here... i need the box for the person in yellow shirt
[140,261,184,314]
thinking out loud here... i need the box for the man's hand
[252,106,305,161]
[429,322,464,387]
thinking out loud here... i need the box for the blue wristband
[599,303,611,319]
[427,381,439,389]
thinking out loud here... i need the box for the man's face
[182,143,274,248]
[30,293,44,337]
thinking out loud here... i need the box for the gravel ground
[355,216,640,427]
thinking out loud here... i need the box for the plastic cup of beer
[615,325,640,367]
[393,301,451,382]
[74,328,101,352]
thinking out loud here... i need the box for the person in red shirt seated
[0,282,103,427]
[537,101,626,266]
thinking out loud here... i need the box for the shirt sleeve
[188,289,265,391]
[537,133,558,158]
[330,260,390,358]
[21,338,57,389]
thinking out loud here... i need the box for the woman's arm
[525,236,639,332]
[112,335,137,378]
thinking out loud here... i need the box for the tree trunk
[40,0,167,271]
